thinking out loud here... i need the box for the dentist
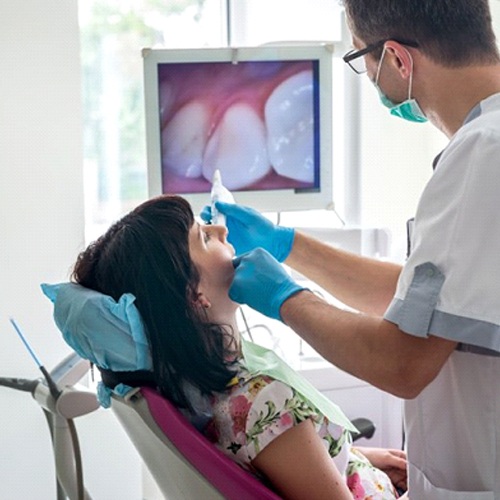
[208,0,500,497]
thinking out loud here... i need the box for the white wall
[359,81,447,261]
[492,1,500,34]
[0,1,141,498]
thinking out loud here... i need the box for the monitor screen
[143,45,334,213]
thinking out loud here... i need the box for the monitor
[143,44,334,214]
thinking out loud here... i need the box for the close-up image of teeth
[158,59,318,194]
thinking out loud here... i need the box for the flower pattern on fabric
[202,362,398,499]
[348,472,367,500]
[229,395,251,436]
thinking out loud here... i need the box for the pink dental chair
[111,386,282,500]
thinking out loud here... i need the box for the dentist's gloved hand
[230,248,306,321]
[200,202,295,262]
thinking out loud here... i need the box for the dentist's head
[342,0,499,67]
[341,0,500,134]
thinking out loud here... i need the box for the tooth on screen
[202,104,271,190]
[159,81,176,123]
[161,100,210,178]
[265,70,314,183]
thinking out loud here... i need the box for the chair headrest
[41,282,153,407]
[41,282,153,372]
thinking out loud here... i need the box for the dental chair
[111,386,281,500]
[110,380,375,500]
[41,282,376,500]
[41,283,281,498]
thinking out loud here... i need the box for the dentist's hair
[342,0,500,66]
[72,195,238,410]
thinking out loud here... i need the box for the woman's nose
[215,224,228,240]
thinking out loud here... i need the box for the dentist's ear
[384,41,414,79]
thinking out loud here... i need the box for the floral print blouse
[201,361,398,499]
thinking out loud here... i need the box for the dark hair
[343,0,500,66]
[72,195,238,409]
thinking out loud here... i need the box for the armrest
[350,417,376,441]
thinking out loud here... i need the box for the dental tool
[10,317,61,399]
[1,319,97,500]
[210,169,235,226]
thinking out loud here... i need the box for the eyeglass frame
[343,39,419,74]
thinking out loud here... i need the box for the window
[79,0,226,242]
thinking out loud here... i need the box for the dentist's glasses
[343,39,419,74]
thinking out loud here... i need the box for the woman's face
[188,221,238,320]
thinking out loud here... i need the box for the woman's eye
[203,231,211,243]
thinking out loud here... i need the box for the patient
[60,195,407,499]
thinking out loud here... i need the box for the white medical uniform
[385,92,500,499]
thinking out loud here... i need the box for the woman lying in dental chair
[44,195,407,500]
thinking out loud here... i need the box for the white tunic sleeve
[385,117,500,354]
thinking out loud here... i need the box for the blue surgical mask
[375,47,428,123]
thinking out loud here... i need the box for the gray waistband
[456,343,500,357]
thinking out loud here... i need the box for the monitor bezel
[143,44,334,214]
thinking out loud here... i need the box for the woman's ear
[384,41,413,79]
[193,291,211,309]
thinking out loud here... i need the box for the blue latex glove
[200,202,294,262]
[229,248,305,321]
